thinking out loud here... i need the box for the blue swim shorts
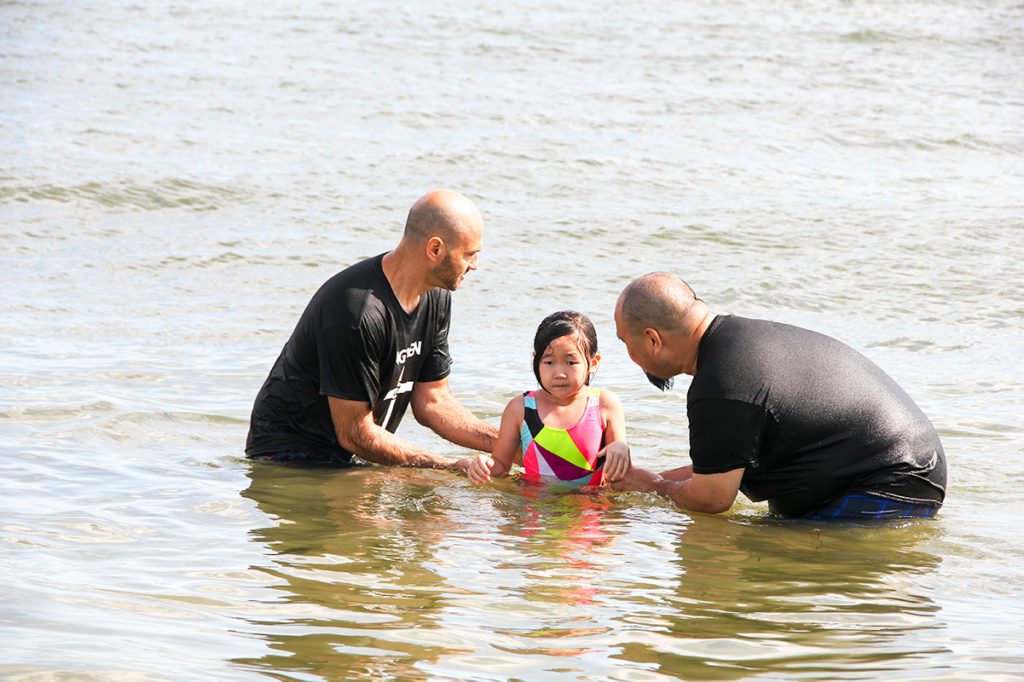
[803,493,940,520]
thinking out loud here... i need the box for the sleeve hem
[692,463,749,475]
[321,390,371,401]
[416,368,453,384]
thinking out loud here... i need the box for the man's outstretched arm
[329,396,469,470]
[410,377,498,453]
[612,466,744,514]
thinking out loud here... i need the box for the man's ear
[643,327,662,353]
[426,236,445,261]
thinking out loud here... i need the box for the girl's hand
[600,441,631,482]
[467,454,496,484]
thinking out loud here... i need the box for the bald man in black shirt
[612,272,946,519]
[246,190,497,469]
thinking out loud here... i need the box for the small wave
[839,30,902,44]
[822,129,1019,154]
[0,178,249,211]
[865,337,937,352]
[135,250,249,272]
[0,401,118,424]
[87,409,246,438]
[3,520,140,545]
[104,410,247,427]
[939,133,1015,153]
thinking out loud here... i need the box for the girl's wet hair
[532,311,599,388]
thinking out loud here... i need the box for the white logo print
[381,366,415,427]
[396,341,422,365]
[380,342,422,427]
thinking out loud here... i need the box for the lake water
[3,0,1023,679]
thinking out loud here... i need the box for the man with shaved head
[612,272,946,519]
[246,190,497,469]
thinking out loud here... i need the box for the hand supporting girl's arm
[462,396,524,484]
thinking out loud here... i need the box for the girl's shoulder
[503,392,528,417]
[596,387,622,409]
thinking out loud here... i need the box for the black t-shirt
[687,315,946,517]
[245,253,452,461]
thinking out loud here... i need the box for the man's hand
[599,440,631,482]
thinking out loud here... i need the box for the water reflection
[495,484,616,608]
[236,462,949,680]
[236,462,471,680]
[620,514,949,679]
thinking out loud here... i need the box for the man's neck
[381,249,427,313]
[683,311,716,375]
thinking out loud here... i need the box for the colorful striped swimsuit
[520,388,606,487]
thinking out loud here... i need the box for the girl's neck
[535,386,590,429]
[538,386,588,408]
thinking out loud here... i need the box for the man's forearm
[660,465,693,482]
[416,396,498,453]
[652,477,734,514]
[344,422,466,471]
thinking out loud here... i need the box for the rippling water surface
[3,0,1022,679]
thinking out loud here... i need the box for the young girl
[463,311,630,488]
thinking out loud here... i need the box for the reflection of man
[237,464,461,679]
[245,190,497,469]
[612,272,946,520]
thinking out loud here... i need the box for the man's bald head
[404,189,483,245]
[617,272,705,337]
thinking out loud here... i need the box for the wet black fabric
[687,315,946,518]
[246,253,452,461]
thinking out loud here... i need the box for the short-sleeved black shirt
[687,315,946,517]
[245,253,452,461]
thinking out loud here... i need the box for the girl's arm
[598,389,631,482]
[464,396,524,484]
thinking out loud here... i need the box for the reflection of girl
[461,311,630,488]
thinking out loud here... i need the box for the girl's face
[538,334,597,399]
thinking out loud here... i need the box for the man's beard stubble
[645,371,674,392]
[432,256,463,291]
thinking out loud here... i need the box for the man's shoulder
[424,286,452,308]
[691,316,781,398]
[312,254,391,327]
[415,288,452,329]
[319,253,386,295]
[702,315,837,363]
[707,314,797,340]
